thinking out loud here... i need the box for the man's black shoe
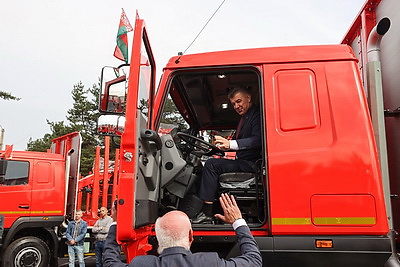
[191,212,214,224]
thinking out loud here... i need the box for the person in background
[66,210,88,267]
[92,207,113,267]
[103,193,262,267]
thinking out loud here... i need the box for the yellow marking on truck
[44,211,63,213]
[272,217,376,225]
[0,210,62,214]
[0,211,32,214]
[313,217,376,225]
[272,218,312,225]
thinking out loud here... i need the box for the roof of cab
[165,44,356,70]
[0,150,64,161]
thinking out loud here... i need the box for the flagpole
[0,125,5,150]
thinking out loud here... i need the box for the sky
[0,0,366,150]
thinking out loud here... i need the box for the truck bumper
[186,234,392,267]
[259,235,392,267]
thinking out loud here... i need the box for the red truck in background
[0,127,119,266]
[0,132,82,266]
[96,1,400,265]
[77,136,120,226]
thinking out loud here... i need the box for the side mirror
[97,115,126,136]
[99,66,129,114]
[0,159,8,184]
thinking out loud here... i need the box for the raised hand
[215,193,242,224]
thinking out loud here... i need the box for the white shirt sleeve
[232,218,247,230]
[229,140,239,150]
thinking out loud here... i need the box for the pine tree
[0,91,20,101]
[27,121,72,151]
[66,81,100,175]
[27,81,101,175]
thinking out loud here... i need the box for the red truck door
[116,14,157,244]
[30,159,64,218]
[0,159,31,229]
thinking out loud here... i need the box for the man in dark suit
[192,87,262,223]
[103,193,262,267]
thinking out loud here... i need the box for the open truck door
[98,14,158,256]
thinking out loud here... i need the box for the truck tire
[2,236,50,267]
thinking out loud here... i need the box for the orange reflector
[316,240,333,248]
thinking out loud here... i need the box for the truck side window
[159,95,189,133]
[3,160,29,186]
[137,38,153,121]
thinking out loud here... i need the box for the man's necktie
[235,117,243,139]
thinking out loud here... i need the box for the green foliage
[26,82,184,176]
[27,121,72,151]
[27,81,101,175]
[138,96,184,127]
[138,99,148,117]
[66,81,101,175]
[0,91,20,101]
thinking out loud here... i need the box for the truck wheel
[2,236,50,267]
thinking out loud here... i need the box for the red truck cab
[0,132,81,266]
[97,15,392,266]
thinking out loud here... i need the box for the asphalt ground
[58,253,127,266]
[58,254,96,266]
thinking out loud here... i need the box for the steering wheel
[176,132,225,157]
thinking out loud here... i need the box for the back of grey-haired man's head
[155,211,192,254]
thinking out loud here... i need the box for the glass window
[158,94,188,133]
[137,31,154,121]
[4,160,29,186]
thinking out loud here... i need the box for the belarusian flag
[113,9,133,63]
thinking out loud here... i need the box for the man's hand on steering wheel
[176,132,225,157]
[214,135,230,151]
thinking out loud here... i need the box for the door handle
[19,205,29,209]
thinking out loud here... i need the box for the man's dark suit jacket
[103,224,262,267]
[235,104,262,162]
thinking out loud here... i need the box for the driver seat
[218,159,262,189]
[219,172,256,189]
[217,160,264,223]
